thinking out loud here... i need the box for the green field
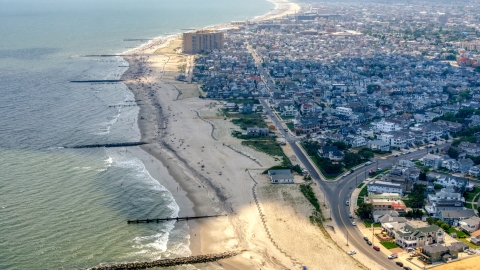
[231,114,268,130]
[380,241,399,249]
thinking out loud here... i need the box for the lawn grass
[357,183,365,189]
[380,241,399,249]
[364,220,381,228]
[465,187,480,201]
[242,140,284,157]
[310,155,343,179]
[359,185,368,197]
[458,238,480,249]
[446,228,469,238]
[231,114,267,130]
[286,122,294,131]
[466,203,474,209]
[280,115,295,120]
[357,198,364,205]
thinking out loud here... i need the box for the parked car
[347,250,356,255]
[363,236,369,241]
[349,214,353,218]
[388,254,398,259]
[367,241,372,245]
[346,200,350,206]
[350,169,354,173]
[365,161,372,165]
[373,246,380,251]
[403,267,412,270]
[352,222,356,226]
[396,261,403,267]
[394,154,398,157]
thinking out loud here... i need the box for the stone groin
[89,251,240,270]
[68,142,148,149]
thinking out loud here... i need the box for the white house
[394,223,445,249]
[367,140,390,152]
[268,169,294,184]
[459,216,480,233]
[373,119,402,133]
[345,134,367,148]
[336,106,353,116]
[367,180,403,194]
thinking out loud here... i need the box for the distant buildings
[183,31,224,54]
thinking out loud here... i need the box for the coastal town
[175,0,480,269]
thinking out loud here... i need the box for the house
[429,173,473,193]
[468,165,480,177]
[364,197,407,213]
[372,210,402,223]
[317,146,344,161]
[457,141,480,157]
[367,140,390,152]
[345,134,367,148]
[439,209,476,226]
[459,216,480,233]
[420,242,468,264]
[394,223,445,249]
[422,154,443,169]
[367,180,403,195]
[268,169,294,184]
[246,126,269,136]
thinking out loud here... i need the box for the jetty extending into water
[70,80,123,83]
[89,251,240,270]
[127,214,226,224]
[68,142,148,149]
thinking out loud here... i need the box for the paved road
[288,140,449,269]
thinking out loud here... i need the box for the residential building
[367,180,403,195]
[317,146,344,161]
[246,126,269,136]
[394,223,445,249]
[439,209,476,226]
[459,216,480,233]
[345,134,367,148]
[183,31,224,54]
[268,169,294,184]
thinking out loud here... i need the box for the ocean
[0,0,273,269]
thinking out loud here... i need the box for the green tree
[358,148,374,159]
[448,147,459,159]
[332,141,348,150]
[410,184,427,208]
[355,202,374,220]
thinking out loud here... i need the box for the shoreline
[120,0,302,268]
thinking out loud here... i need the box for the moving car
[373,246,380,251]
[347,250,356,255]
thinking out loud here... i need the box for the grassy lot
[380,241,399,249]
[364,220,381,228]
[310,155,343,179]
[286,122,294,131]
[358,185,368,197]
[357,198,364,205]
[368,169,390,178]
[459,238,480,249]
[280,115,295,120]
[465,186,480,201]
[242,140,284,157]
[357,183,365,189]
[446,228,469,238]
[231,131,274,140]
[231,114,268,130]
[225,98,259,104]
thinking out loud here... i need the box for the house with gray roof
[268,169,294,184]
[439,209,476,226]
[459,216,480,233]
[394,223,445,249]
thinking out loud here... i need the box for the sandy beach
[118,0,367,269]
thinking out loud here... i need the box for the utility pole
[347,230,349,246]
[356,174,358,186]
[372,223,375,245]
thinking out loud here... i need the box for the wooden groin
[82,55,124,57]
[89,251,240,270]
[127,214,225,224]
[68,142,148,149]
[70,80,123,83]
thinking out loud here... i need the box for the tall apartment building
[182,31,224,54]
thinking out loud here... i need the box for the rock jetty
[89,251,240,270]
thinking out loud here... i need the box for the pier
[70,80,123,83]
[68,142,148,149]
[89,251,240,270]
[127,214,226,224]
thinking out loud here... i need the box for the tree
[448,147,459,159]
[331,141,348,150]
[358,148,374,159]
[355,202,374,220]
[409,184,427,208]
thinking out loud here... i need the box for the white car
[352,222,356,226]
[347,250,356,255]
